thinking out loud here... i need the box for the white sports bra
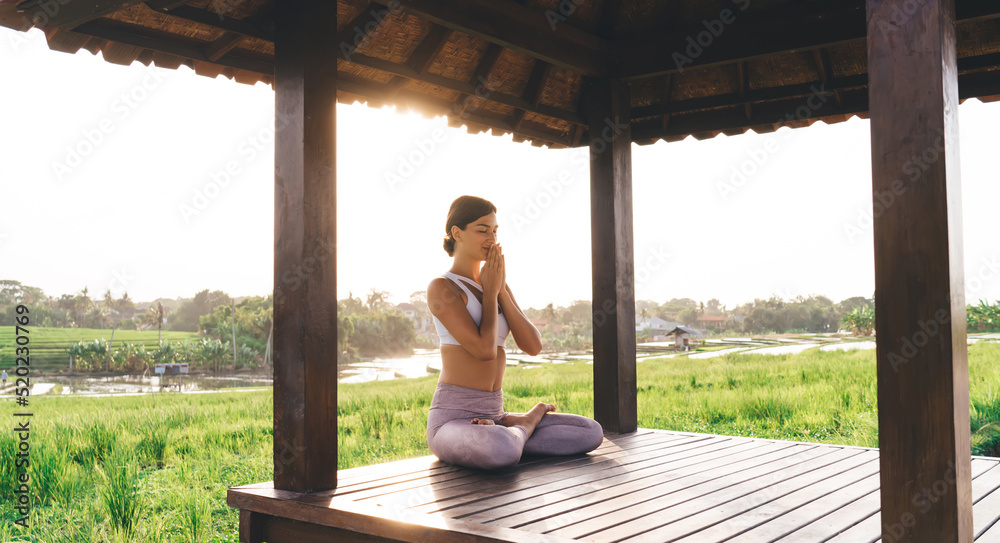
[432,271,510,347]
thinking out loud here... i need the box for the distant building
[696,314,732,330]
[667,326,704,350]
[636,316,682,341]
[397,302,433,333]
[529,317,564,334]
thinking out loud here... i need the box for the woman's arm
[426,244,504,362]
[499,285,543,356]
[428,278,501,361]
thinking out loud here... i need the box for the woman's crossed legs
[427,407,605,470]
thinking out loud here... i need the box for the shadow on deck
[228,429,1000,542]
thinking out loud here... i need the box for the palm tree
[73,286,93,328]
[143,302,165,343]
[541,303,557,325]
[100,288,122,371]
[842,305,875,336]
[116,291,135,320]
[969,303,985,332]
[366,289,389,312]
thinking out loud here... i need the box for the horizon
[0,277,877,314]
[3,27,1000,311]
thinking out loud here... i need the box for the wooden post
[272,0,338,493]
[584,77,637,434]
[867,0,972,541]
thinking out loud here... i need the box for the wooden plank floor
[228,429,1000,542]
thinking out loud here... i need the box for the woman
[426,195,604,470]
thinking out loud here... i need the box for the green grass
[1,341,999,541]
[0,326,202,371]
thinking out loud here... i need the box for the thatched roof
[5,0,1000,147]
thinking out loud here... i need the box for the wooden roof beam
[632,50,1000,120]
[338,50,584,126]
[737,61,751,120]
[71,18,272,75]
[159,5,272,41]
[205,31,245,62]
[16,0,148,30]
[510,60,550,132]
[633,74,867,119]
[404,24,452,75]
[614,0,1000,81]
[812,48,844,107]
[337,2,395,59]
[144,0,190,10]
[660,73,671,131]
[372,0,610,76]
[338,76,575,147]
[452,43,504,118]
[632,99,867,141]
[632,66,1000,141]
[613,4,866,81]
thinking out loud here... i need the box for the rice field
[1,341,999,541]
[0,327,201,371]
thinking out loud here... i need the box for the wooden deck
[228,429,1000,542]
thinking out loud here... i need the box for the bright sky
[2,27,999,311]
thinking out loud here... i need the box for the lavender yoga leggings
[426,382,605,470]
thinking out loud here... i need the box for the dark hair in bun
[443,195,497,256]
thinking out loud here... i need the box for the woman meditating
[426,195,604,470]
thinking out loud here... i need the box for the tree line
[2,280,998,370]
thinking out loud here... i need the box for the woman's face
[455,212,498,261]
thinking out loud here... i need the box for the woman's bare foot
[500,402,556,438]
[470,417,495,425]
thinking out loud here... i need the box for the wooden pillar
[867,0,972,541]
[584,77,637,434]
[272,0,339,493]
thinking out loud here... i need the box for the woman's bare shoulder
[427,276,450,293]
[428,276,463,302]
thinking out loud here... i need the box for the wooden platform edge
[227,485,580,543]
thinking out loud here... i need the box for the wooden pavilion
[5,0,1000,540]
